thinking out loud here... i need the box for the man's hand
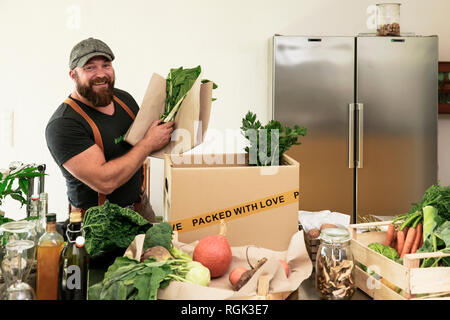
[144,120,175,152]
[62,119,176,195]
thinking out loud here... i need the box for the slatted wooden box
[349,221,450,300]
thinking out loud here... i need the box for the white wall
[1,0,449,221]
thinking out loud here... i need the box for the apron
[63,96,156,222]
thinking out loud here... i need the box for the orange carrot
[397,229,406,255]
[392,231,397,249]
[410,223,422,254]
[400,226,417,258]
[384,224,396,246]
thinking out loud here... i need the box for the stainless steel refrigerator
[272,35,438,223]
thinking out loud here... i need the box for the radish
[229,267,247,286]
[279,259,290,277]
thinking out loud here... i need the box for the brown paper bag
[123,231,313,300]
[124,72,213,159]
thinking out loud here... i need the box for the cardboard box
[124,72,213,159]
[163,153,300,251]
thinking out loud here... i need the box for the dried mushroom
[377,22,400,36]
[316,255,355,300]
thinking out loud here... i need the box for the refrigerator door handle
[348,103,355,168]
[356,103,364,168]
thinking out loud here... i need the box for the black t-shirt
[45,88,142,209]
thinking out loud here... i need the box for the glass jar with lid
[376,3,401,36]
[0,221,37,291]
[315,227,355,300]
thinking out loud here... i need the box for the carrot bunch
[384,211,424,258]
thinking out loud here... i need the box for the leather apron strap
[64,96,137,207]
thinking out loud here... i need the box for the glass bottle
[30,194,44,243]
[36,213,64,300]
[58,211,89,300]
[315,228,355,300]
[38,192,48,235]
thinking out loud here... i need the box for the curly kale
[83,200,152,258]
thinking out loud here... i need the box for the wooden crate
[349,221,450,300]
[298,223,320,269]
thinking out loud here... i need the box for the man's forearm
[98,139,154,194]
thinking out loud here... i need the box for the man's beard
[74,72,115,107]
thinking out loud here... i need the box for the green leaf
[241,111,307,166]
[161,66,204,122]
[101,280,128,300]
[368,243,400,261]
[135,265,171,300]
[9,193,26,205]
[88,283,103,300]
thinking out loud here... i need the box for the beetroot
[193,221,232,278]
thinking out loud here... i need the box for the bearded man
[46,37,174,224]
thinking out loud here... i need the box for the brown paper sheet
[124,73,166,145]
[123,231,313,300]
[124,72,213,159]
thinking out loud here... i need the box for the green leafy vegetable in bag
[160,66,217,123]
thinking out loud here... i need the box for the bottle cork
[70,211,82,223]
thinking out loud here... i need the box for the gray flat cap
[69,37,115,69]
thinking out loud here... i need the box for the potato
[320,223,337,230]
[308,228,320,239]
